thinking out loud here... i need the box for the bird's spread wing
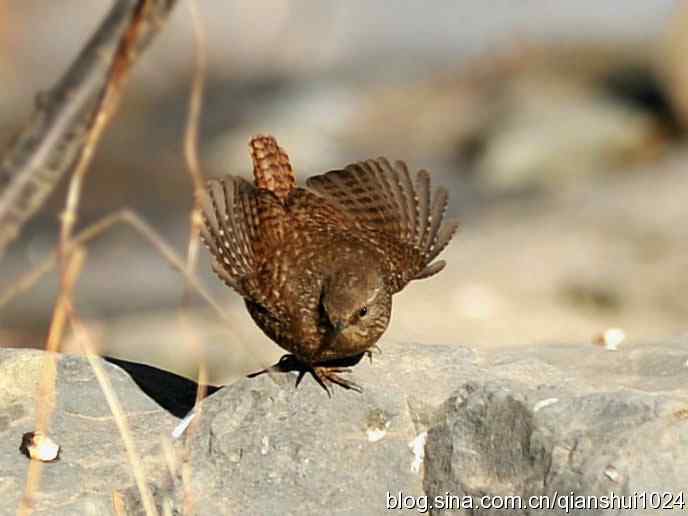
[306,158,458,291]
[200,175,286,307]
[201,172,359,320]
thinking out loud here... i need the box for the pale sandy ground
[53,148,688,385]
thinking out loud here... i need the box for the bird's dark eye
[359,306,368,317]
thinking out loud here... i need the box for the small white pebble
[593,328,626,350]
[604,328,625,350]
[408,432,427,474]
[20,432,60,462]
[260,436,270,455]
[533,398,559,412]
[367,428,387,443]
[604,465,621,482]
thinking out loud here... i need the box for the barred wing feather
[306,158,458,289]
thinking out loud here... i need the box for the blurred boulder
[343,42,675,192]
[475,76,666,191]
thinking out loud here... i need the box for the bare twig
[0,0,179,260]
[54,1,153,352]
[21,252,160,516]
[181,0,208,295]
[183,0,207,198]
[18,249,85,516]
[70,309,159,516]
[53,2,152,386]
[16,207,231,515]
[0,208,229,321]
[59,0,150,260]
[112,491,128,516]
[21,5,178,510]
[178,4,209,510]
[181,0,209,400]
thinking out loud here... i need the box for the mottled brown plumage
[200,135,458,395]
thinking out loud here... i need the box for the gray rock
[154,342,480,516]
[425,384,687,515]
[3,338,687,515]
[152,338,688,516]
[423,338,688,515]
[0,348,176,516]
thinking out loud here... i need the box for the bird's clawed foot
[306,366,362,396]
[247,354,362,396]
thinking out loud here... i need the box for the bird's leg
[312,366,362,396]
[310,353,365,395]
[247,354,363,396]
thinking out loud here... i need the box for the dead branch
[18,248,85,516]
[178,11,209,513]
[181,0,209,396]
[20,5,177,509]
[0,208,230,321]
[0,0,179,260]
[70,309,159,516]
[183,0,207,199]
[59,0,150,256]
[181,0,208,298]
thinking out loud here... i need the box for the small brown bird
[200,135,457,395]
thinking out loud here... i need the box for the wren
[200,135,457,395]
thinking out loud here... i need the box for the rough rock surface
[0,348,176,515]
[2,338,687,515]
[146,338,688,516]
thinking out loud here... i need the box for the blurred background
[1,1,687,384]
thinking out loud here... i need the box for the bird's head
[321,265,392,352]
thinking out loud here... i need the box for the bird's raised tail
[249,135,295,202]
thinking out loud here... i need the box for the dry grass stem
[70,309,159,516]
[181,0,208,291]
[181,0,210,408]
[0,209,229,322]
[160,435,178,478]
[181,0,209,300]
[184,0,207,197]
[112,490,128,516]
[179,3,210,511]
[59,0,151,256]
[0,0,179,259]
[13,206,231,514]
[18,248,85,516]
